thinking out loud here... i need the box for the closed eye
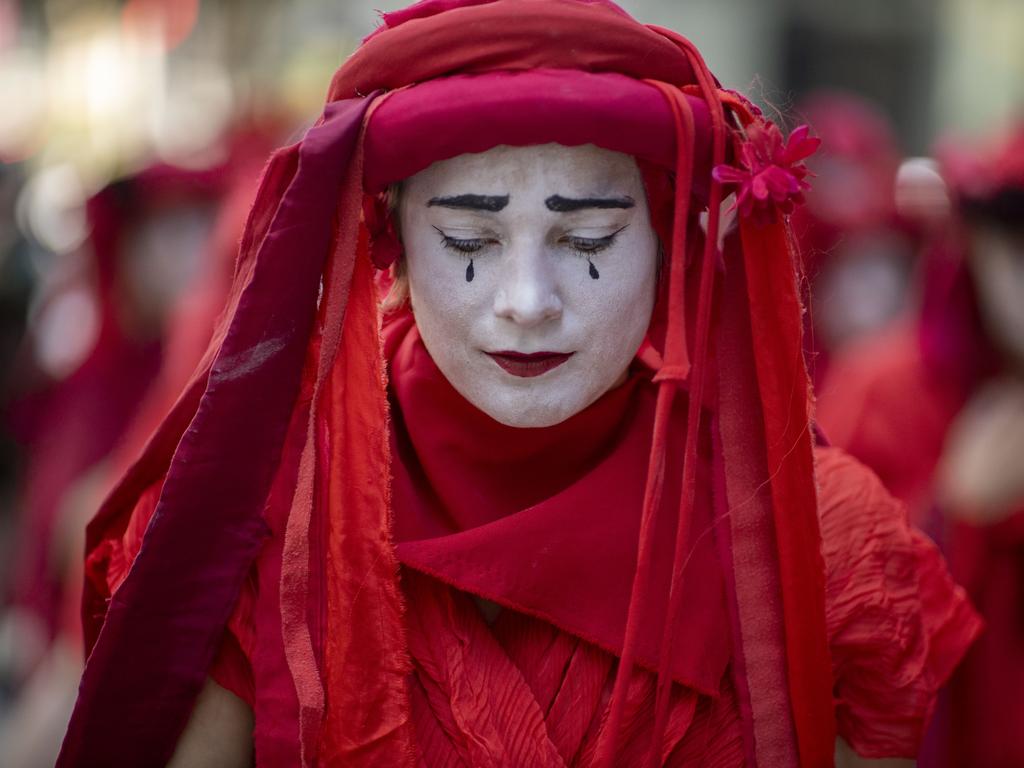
[559,225,629,257]
[433,226,497,255]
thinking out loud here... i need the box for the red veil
[59,2,835,765]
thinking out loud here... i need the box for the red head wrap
[60,2,831,766]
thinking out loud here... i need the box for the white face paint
[399,143,660,428]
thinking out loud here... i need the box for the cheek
[404,241,486,360]
[572,249,658,349]
[409,261,466,321]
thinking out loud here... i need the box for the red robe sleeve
[86,473,258,707]
[816,326,961,520]
[815,446,982,759]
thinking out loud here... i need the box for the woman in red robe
[821,124,1024,766]
[59,2,979,766]
[3,162,228,657]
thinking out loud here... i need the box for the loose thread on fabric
[592,69,697,767]
[651,75,724,765]
[648,43,730,766]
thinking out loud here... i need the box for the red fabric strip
[252,352,315,764]
[645,84,698,761]
[740,218,836,766]
[278,115,374,766]
[715,230,799,766]
[647,32,728,763]
[709,418,758,766]
[319,221,416,764]
[60,98,374,767]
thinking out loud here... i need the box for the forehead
[403,143,642,198]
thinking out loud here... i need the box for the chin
[467,387,582,429]
[472,379,611,428]
[491,409,575,429]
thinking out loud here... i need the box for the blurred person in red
[2,164,226,642]
[106,131,276,483]
[0,124,280,766]
[792,92,917,388]
[819,124,1024,766]
[0,162,227,765]
[57,2,979,767]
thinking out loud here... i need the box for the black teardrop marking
[465,259,475,282]
[588,259,600,280]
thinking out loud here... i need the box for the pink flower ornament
[713,122,821,226]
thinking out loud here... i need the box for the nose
[492,241,563,327]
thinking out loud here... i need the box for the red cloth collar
[385,312,730,696]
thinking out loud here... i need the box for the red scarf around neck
[385,312,730,695]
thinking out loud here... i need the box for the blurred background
[0,0,1022,765]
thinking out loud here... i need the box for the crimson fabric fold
[398,567,746,767]
[331,0,698,99]
[61,98,375,765]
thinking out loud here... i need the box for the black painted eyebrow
[545,195,635,212]
[427,194,509,212]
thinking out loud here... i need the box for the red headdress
[59,1,832,765]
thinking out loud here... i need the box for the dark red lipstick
[486,350,573,378]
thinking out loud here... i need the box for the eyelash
[433,227,493,256]
[433,226,628,258]
[560,227,628,258]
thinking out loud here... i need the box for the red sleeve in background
[815,446,981,759]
